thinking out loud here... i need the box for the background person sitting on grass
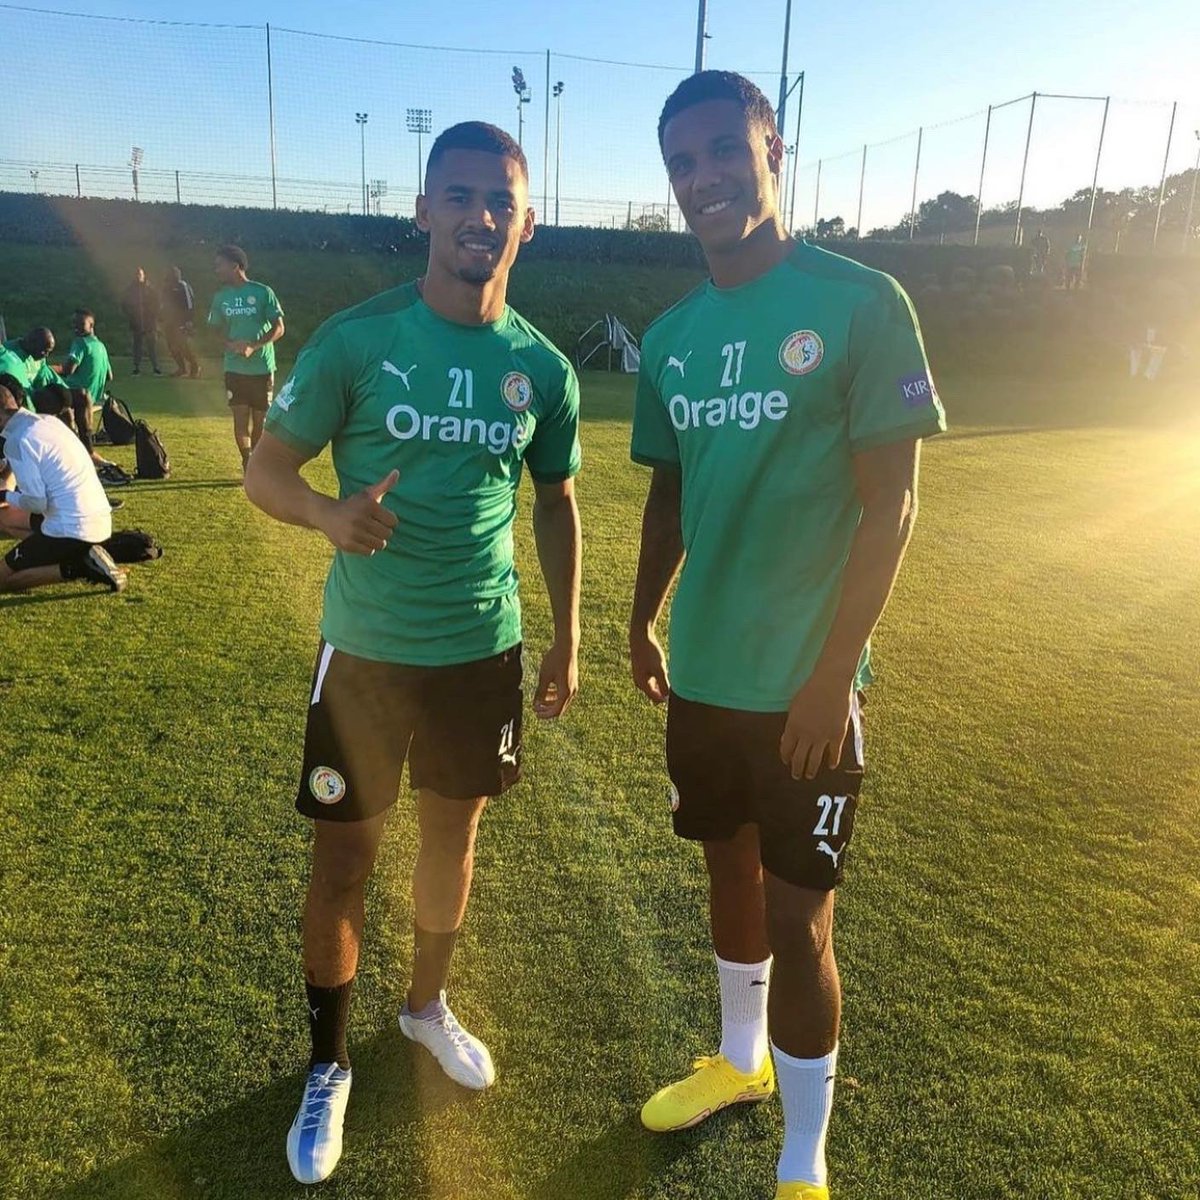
[0,373,126,594]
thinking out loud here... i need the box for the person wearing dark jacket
[122,267,162,376]
[162,265,200,379]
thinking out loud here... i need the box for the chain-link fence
[1,4,1196,252]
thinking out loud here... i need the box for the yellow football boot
[640,1053,774,1132]
[775,1183,830,1200]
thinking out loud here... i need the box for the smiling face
[661,98,783,256]
[416,148,534,287]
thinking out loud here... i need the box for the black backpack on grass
[104,528,163,563]
[101,396,137,445]
[134,420,170,479]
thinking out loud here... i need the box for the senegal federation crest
[309,766,346,805]
[779,330,824,376]
[501,371,534,412]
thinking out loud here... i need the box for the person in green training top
[1065,233,1086,291]
[628,73,946,1200]
[60,309,117,470]
[207,244,285,471]
[4,327,60,399]
[245,120,582,1187]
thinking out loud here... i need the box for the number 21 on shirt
[448,367,474,409]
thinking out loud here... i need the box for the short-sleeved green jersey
[0,345,36,409]
[632,240,946,712]
[61,334,111,404]
[3,340,58,394]
[265,282,581,666]
[207,281,284,376]
[1065,243,1086,268]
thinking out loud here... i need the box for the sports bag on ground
[134,420,170,479]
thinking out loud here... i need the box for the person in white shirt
[0,373,126,593]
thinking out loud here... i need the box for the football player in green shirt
[3,327,60,397]
[629,73,946,1200]
[245,121,582,1186]
[207,244,285,472]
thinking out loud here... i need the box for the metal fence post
[856,144,867,236]
[543,50,551,222]
[175,170,181,204]
[266,23,279,209]
[75,163,81,198]
[813,158,822,230]
[974,104,992,245]
[1013,92,1037,246]
[1086,97,1110,236]
[787,71,804,232]
[909,127,923,241]
[1152,100,1177,251]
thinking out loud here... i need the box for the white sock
[715,954,771,1074]
[774,1042,837,1187]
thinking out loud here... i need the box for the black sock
[408,925,459,1012]
[306,979,353,1070]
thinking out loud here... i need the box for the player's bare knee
[418,794,486,855]
[765,885,835,966]
[311,821,384,891]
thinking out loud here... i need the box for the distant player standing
[245,122,581,1186]
[208,245,285,471]
[1065,234,1086,290]
[629,73,945,1200]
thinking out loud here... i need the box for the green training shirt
[207,281,284,376]
[265,282,581,666]
[61,334,111,405]
[0,345,35,409]
[3,340,59,395]
[632,240,946,712]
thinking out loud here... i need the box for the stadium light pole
[553,81,565,225]
[29,169,39,194]
[1183,130,1200,256]
[355,113,369,216]
[974,104,993,246]
[407,107,433,195]
[512,67,531,147]
[130,146,143,202]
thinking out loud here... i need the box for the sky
[0,0,1197,231]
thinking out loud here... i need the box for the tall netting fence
[0,5,1196,252]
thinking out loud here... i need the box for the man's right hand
[316,470,399,555]
[630,626,670,704]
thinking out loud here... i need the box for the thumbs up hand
[318,469,400,555]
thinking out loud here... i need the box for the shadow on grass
[53,1030,477,1200]
[123,479,243,493]
[0,587,101,608]
[524,1111,700,1200]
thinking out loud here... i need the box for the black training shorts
[665,692,866,890]
[296,641,524,821]
[225,372,274,411]
[4,520,94,573]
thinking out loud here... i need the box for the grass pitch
[1,358,1197,1200]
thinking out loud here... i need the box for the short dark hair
[23,326,54,356]
[217,244,249,270]
[0,373,26,408]
[426,121,528,184]
[658,70,778,150]
[73,308,94,321]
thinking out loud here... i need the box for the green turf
[1,357,1198,1200]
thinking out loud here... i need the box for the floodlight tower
[553,81,564,225]
[130,146,144,201]
[512,66,531,147]
[355,112,369,215]
[407,107,433,194]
